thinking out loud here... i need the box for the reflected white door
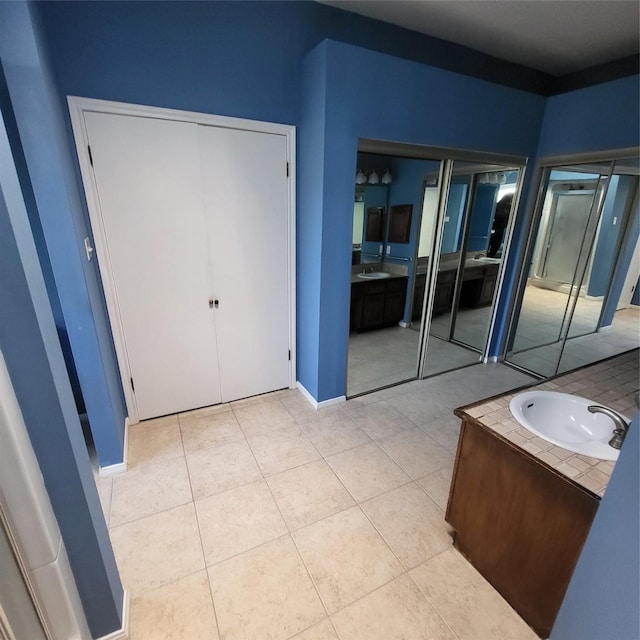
[85,112,222,419]
[198,126,290,401]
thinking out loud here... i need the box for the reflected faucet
[587,405,629,450]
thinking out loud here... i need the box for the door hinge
[130,377,135,392]
[286,162,289,177]
[88,145,93,167]
[288,350,291,361]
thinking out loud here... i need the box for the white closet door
[85,112,221,419]
[198,126,290,402]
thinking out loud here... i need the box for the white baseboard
[98,418,129,478]
[296,382,346,410]
[96,590,130,640]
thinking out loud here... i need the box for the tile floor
[508,286,639,376]
[95,363,541,640]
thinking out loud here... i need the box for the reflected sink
[357,271,391,279]
[509,391,623,461]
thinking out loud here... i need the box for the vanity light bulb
[381,169,392,184]
[355,169,367,184]
[368,169,379,184]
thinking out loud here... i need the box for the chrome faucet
[587,405,630,450]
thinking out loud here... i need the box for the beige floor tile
[186,440,262,500]
[233,399,295,438]
[410,548,538,640]
[300,412,371,457]
[178,403,231,419]
[419,414,463,453]
[247,426,321,476]
[209,536,325,640]
[110,456,192,527]
[267,460,355,530]
[179,408,245,453]
[347,400,416,440]
[110,503,204,595]
[416,464,455,511]
[196,479,287,565]
[129,570,219,640]
[325,443,410,502]
[330,574,455,640]
[378,428,454,479]
[361,483,452,570]
[290,619,338,639]
[292,506,403,613]
[281,392,344,424]
[94,475,113,526]
[127,416,183,467]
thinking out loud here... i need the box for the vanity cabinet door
[434,270,455,316]
[446,419,599,638]
[412,274,426,320]
[361,281,386,329]
[383,278,408,324]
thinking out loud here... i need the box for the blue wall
[0,3,124,636]
[0,106,123,639]
[537,75,640,158]
[491,76,640,356]
[441,182,469,254]
[551,415,639,640]
[0,2,126,466]
[301,39,546,400]
[588,175,635,298]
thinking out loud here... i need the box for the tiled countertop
[456,350,639,498]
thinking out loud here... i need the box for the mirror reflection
[506,158,640,377]
[425,162,519,375]
[347,151,521,397]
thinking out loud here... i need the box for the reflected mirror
[348,148,523,397]
[506,157,640,377]
[425,162,520,376]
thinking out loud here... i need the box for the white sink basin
[357,272,391,279]
[509,391,623,461]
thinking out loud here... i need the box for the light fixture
[368,169,379,184]
[381,169,392,184]
[355,169,367,184]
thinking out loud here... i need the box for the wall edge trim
[296,381,346,409]
[98,418,128,477]
[95,590,130,640]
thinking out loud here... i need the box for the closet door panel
[85,112,222,419]
[198,126,290,402]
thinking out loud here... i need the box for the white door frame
[68,97,297,425]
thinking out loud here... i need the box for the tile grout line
[176,413,223,640]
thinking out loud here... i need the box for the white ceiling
[319,0,640,76]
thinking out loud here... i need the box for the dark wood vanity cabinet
[412,273,426,320]
[446,418,599,638]
[433,269,456,316]
[459,263,499,308]
[350,277,407,331]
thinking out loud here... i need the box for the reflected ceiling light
[368,169,379,184]
[355,169,367,184]
[381,169,392,184]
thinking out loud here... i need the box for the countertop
[350,272,408,284]
[455,350,639,498]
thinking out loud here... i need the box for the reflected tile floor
[98,364,539,640]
